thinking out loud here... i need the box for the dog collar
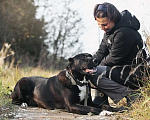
[66,71,88,86]
[66,70,89,106]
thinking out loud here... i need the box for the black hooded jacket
[93,10,143,66]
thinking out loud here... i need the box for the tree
[0,0,48,66]
[35,0,84,69]
[0,0,84,69]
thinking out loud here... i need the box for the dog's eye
[81,56,86,60]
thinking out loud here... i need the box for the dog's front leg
[65,104,102,115]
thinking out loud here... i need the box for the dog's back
[11,76,48,106]
[11,53,102,115]
[11,72,81,109]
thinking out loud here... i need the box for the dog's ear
[68,57,73,63]
[66,57,74,70]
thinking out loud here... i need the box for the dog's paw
[87,112,94,116]
[99,110,113,116]
[21,103,28,108]
[102,104,119,112]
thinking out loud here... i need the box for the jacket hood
[107,10,140,34]
[116,10,140,30]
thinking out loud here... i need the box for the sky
[36,0,150,55]
[70,0,150,54]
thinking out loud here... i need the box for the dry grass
[0,66,150,119]
[0,66,59,119]
[0,63,150,119]
[126,87,150,120]
[0,66,59,107]
[3,67,58,90]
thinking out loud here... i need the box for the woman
[89,2,143,108]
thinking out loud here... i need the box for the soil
[1,105,121,120]
[0,90,129,120]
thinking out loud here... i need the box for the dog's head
[67,53,96,75]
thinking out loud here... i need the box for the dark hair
[94,2,121,24]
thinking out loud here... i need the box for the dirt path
[8,105,120,120]
[0,102,130,120]
[0,90,129,120]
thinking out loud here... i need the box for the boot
[105,90,142,113]
[93,89,109,106]
[115,90,141,113]
[126,90,141,107]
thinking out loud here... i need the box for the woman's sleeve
[93,38,109,65]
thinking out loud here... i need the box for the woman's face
[96,17,114,33]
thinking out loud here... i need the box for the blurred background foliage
[0,0,84,70]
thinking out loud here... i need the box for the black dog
[11,53,102,115]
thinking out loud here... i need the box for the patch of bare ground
[0,104,132,120]
[0,89,131,120]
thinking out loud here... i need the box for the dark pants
[92,66,132,104]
